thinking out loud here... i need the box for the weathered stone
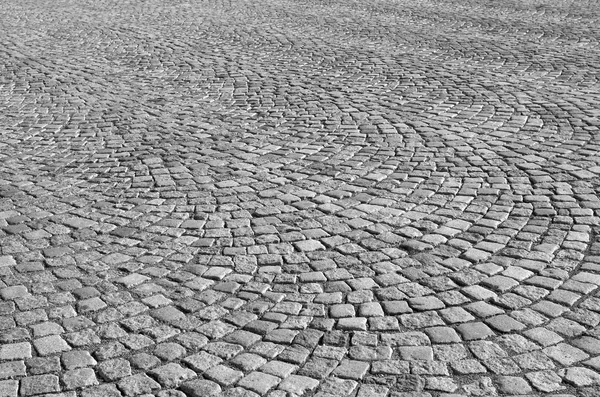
[180,379,222,397]
[118,374,161,396]
[20,375,60,396]
[150,363,197,388]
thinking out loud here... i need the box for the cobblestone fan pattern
[1,0,600,396]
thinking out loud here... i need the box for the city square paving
[1,0,600,395]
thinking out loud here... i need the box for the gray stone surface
[0,0,599,396]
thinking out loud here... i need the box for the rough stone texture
[180,379,222,397]
[0,380,18,397]
[496,376,533,395]
[81,384,123,397]
[33,335,71,356]
[149,363,197,388]
[61,350,97,370]
[0,343,31,361]
[1,0,600,396]
[97,358,132,381]
[118,374,161,396]
[63,368,99,390]
[236,372,281,395]
[0,361,26,380]
[19,375,60,396]
[559,367,600,387]
[278,375,320,395]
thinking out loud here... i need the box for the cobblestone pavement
[1,0,600,396]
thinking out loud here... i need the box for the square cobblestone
[20,375,60,396]
[236,371,281,394]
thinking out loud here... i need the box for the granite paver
[1,0,600,395]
